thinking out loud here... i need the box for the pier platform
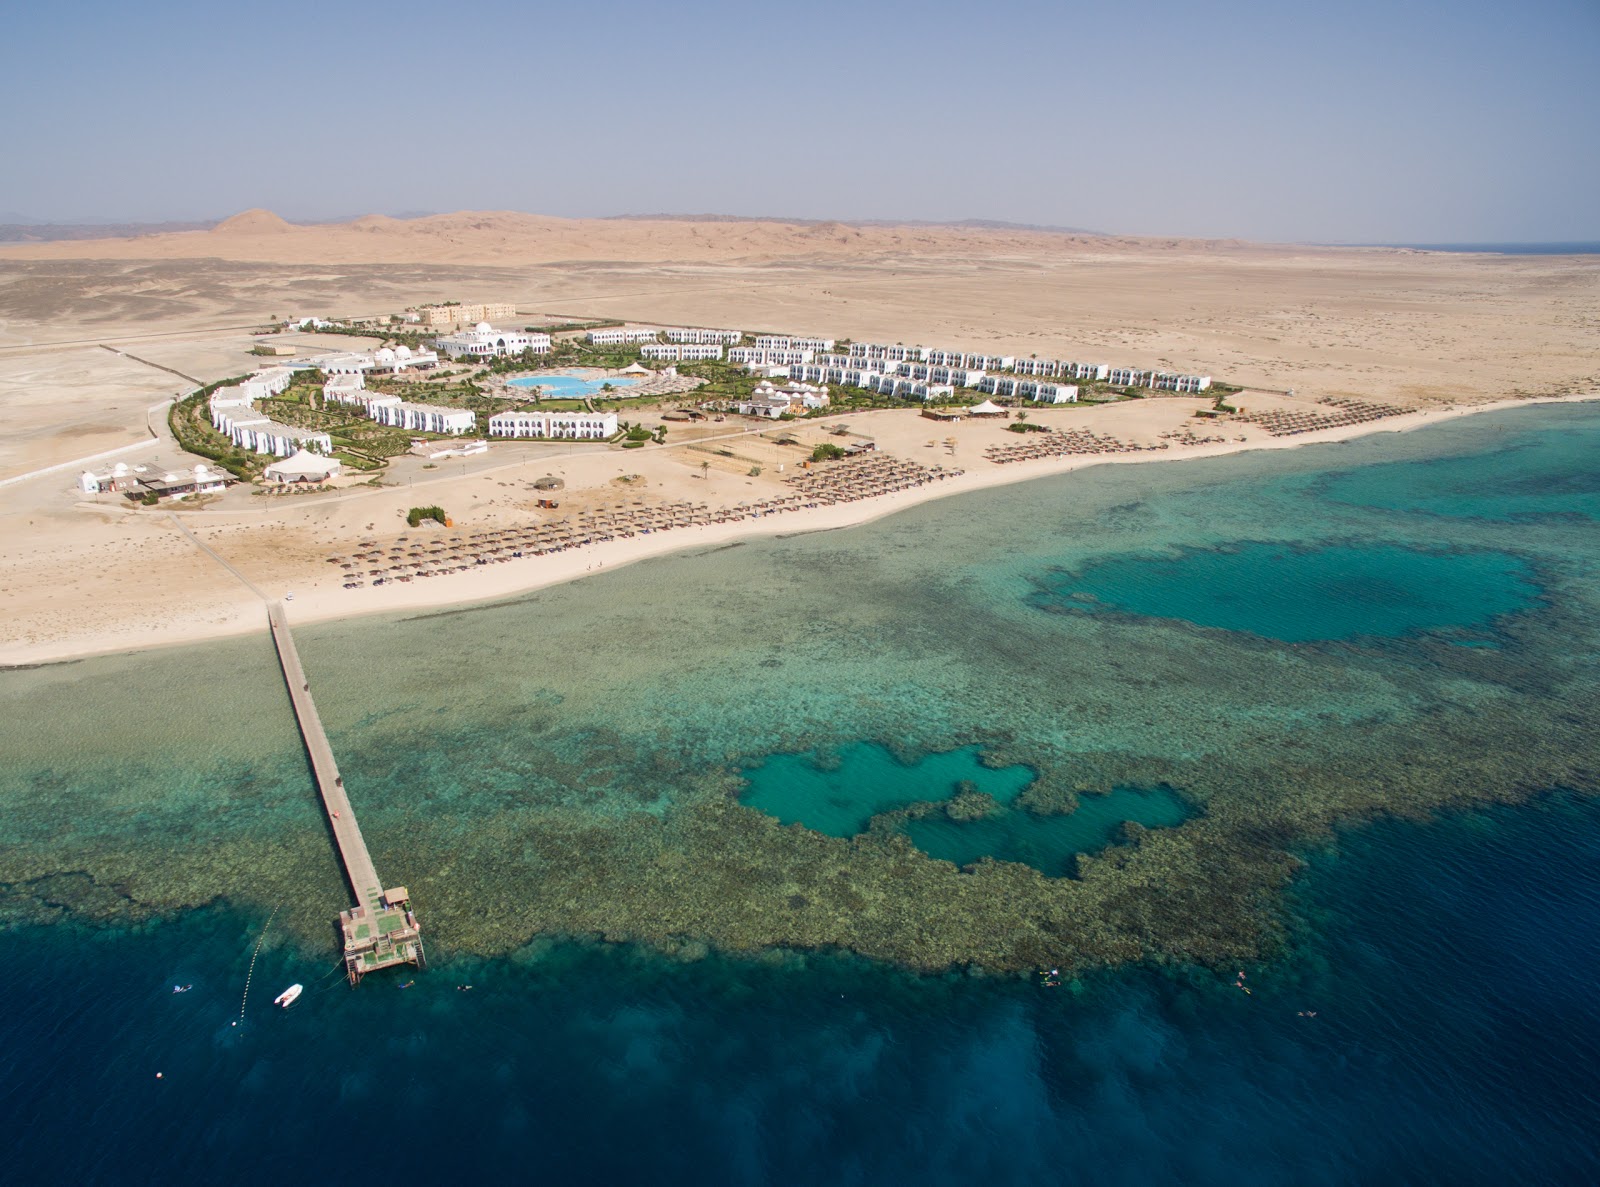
[267,602,424,984]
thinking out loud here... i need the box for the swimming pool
[508,373,640,399]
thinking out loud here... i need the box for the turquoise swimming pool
[508,373,640,398]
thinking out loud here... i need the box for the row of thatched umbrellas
[1235,400,1401,437]
[784,455,960,504]
[322,488,867,588]
[983,428,1154,465]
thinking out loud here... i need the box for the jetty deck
[267,602,423,984]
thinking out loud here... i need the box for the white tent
[264,450,342,483]
[969,399,1006,416]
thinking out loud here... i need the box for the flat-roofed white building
[728,347,814,366]
[226,417,334,457]
[322,372,365,402]
[1107,367,1151,387]
[1022,380,1079,403]
[241,368,295,400]
[1150,371,1212,393]
[586,327,662,346]
[847,343,924,363]
[640,343,723,361]
[753,335,834,353]
[664,328,742,344]
[487,410,618,440]
[436,323,552,359]
[370,401,476,435]
[928,365,987,388]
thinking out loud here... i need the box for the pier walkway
[267,601,423,984]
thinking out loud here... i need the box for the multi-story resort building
[415,302,518,328]
[976,376,1079,403]
[640,343,723,362]
[239,368,295,401]
[586,327,662,346]
[1149,371,1212,393]
[369,401,476,435]
[487,410,618,440]
[664,328,742,344]
[753,335,834,353]
[728,346,815,367]
[848,342,923,364]
[208,372,335,457]
[321,373,366,403]
[435,323,552,359]
[845,342,1203,393]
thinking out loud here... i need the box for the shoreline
[3,393,1591,669]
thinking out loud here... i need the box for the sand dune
[1,207,1323,267]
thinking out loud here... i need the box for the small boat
[273,984,303,1008]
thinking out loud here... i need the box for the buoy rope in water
[238,904,281,1023]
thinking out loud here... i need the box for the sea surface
[2,403,1598,1183]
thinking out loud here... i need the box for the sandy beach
[1,391,1589,667]
[2,211,1597,665]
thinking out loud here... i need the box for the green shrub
[406,505,447,527]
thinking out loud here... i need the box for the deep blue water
[5,403,1600,1183]
[3,794,1597,1184]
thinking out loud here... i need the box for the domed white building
[434,323,551,360]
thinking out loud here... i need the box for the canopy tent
[264,450,342,483]
[969,399,1007,416]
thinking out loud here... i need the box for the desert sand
[1,211,1596,663]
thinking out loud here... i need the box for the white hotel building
[435,323,552,359]
[1150,371,1212,393]
[640,343,723,362]
[370,401,476,435]
[728,346,814,367]
[586,327,662,346]
[664,328,742,345]
[208,373,334,457]
[753,335,834,354]
[488,410,618,440]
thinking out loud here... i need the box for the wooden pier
[267,602,424,985]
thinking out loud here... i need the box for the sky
[2,0,1597,243]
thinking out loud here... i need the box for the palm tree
[700,460,710,479]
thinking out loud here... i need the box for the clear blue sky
[3,0,1596,242]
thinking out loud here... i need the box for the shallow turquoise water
[905,786,1193,875]
[1315,420,1600,523]
[508,372,640,398]
[2,400,1599,1181]
[1030,541,1539,643]
[739,742,1036,836]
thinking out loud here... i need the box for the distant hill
[606,213,1108,236]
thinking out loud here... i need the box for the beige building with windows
[415,302,519,328]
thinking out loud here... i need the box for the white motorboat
[273,983,303,1008]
